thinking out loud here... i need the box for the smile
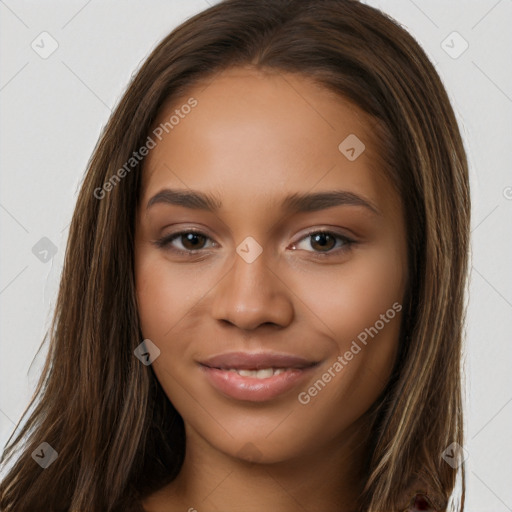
[220,368,287,378]
[199,351,319,402]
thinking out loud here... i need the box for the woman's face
[134,67,407,464]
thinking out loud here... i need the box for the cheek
[286,243,405,402]
[286,243,405,347]
[135,258,179,340]
[134,249,223,400]
[134,250,208,341]
[134,255,204,410]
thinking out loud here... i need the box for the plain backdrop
[1,1,511,510]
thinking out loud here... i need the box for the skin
[134,66,408,512]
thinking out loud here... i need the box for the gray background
[1,1,511,510]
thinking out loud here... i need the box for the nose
[211,249,294,331]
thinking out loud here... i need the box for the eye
[290,230,355,255]
[153,228,355,257]
[153,230,216,254]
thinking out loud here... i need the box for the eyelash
[152,229,355,258]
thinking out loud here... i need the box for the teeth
[225,368,286,378]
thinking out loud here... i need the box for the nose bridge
[211,245,294,330]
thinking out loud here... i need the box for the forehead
[140,66,395,210]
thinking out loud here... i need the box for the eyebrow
[146,188,380,215]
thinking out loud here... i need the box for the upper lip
[199,351,318,370]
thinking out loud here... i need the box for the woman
[0,0,470,510]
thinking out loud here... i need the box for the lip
[199,351,318,402]
[200,351,316,370]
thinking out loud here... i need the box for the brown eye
[153,230,215,253]
[291,230,355,256]
[310,232,337,252]
[180,232,208,251]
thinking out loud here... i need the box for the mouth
[199,352,319,402]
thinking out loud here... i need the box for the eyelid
[291,226,355,243]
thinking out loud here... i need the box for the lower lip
[200,365,315,402]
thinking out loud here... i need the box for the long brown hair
[0,1,470,510]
